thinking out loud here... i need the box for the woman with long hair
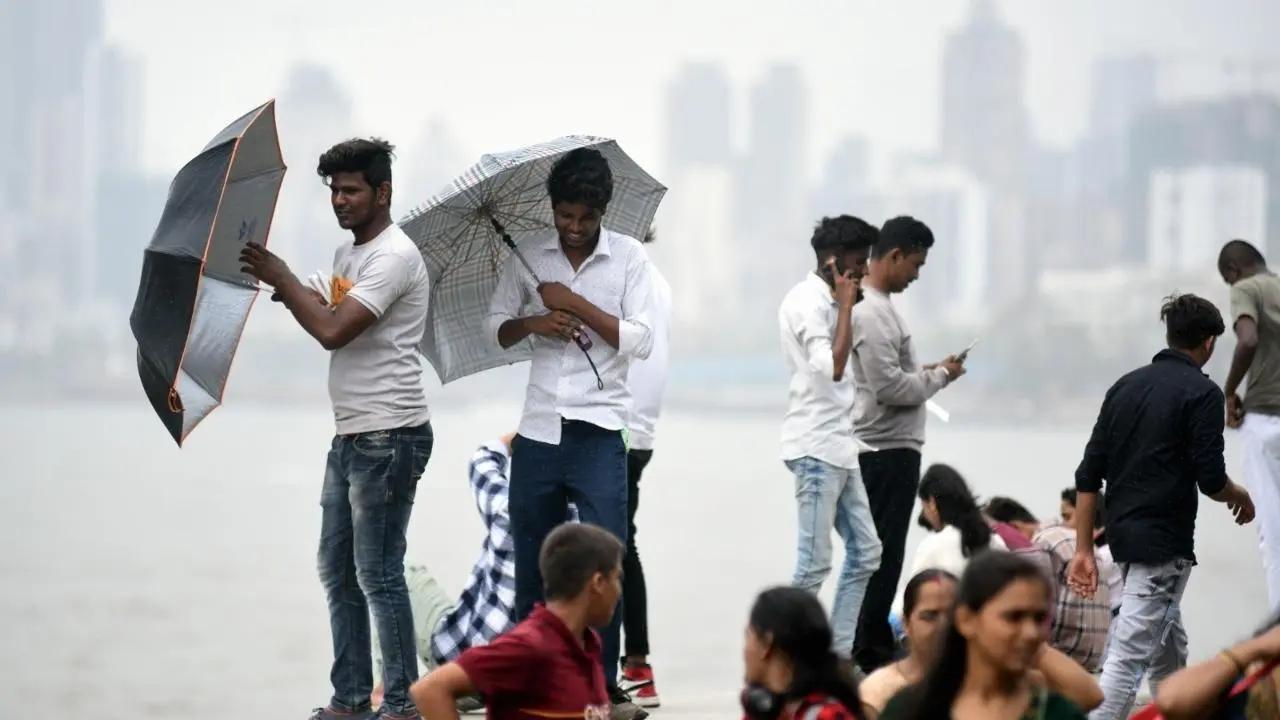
[908,464,1007,579]
[860,570,959,718]
[741,586,865,720]
[879,551,1089,720]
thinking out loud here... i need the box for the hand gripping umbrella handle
[488,216,602,390]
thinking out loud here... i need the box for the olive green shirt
[1230,273,1280,416]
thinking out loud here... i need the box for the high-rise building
[939,0,1030,191]
[10,0,104,306]
[880,163,990,324]
[1084,55,1158,197]
[89,46,145,175]
[811,135,872,219]
[1091,56,1159,139]
[662,62,733,174]
[1148,165,1268,273]
[648,165,737,350]
[396,117,469,217]
[939,0,1034,306]
[735,63,810,348]
[88,44,151,308]
[271,64,355,297]
[1130,96,1280,260]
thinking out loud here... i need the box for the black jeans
[623,448,653,660]
[852,447,921,673]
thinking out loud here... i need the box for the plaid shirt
[1034,523,1112,672]
[429,441,578,664]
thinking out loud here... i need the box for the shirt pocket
[578,268,626,315]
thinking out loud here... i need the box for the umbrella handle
[488,217,542,283]
[167,388,184,413]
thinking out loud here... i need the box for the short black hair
[984,496,1037,526]
[1218,239,1266,272]
[317,137,395,189]
[1160,293,1225,350]
[1062,488,1106,527]
[540,523,623,601]
[547,148,613,211]
[873,215,934,259]
[810,215,879,257]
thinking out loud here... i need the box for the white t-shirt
[328,223,432,435]
[627,263,671,451]
[908,525,1009,580]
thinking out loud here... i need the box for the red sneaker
[620,664,661,708]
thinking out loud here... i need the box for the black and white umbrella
[129,100,286,445]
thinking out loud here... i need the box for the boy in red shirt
[411,523,623,720]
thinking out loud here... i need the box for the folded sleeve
[617,248,654,359]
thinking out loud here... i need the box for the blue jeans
[318,422,432,715]
[511,421,628,687]
[785,456,883,658]
[1091,558,1192,720]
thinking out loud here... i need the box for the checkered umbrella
[399,135,665,383]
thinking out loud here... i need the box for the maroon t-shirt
[455,605,609,719]
[991,521,1034,550]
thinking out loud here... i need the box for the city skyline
[2,0,1279,417]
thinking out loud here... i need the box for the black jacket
[1076,349,1227,564]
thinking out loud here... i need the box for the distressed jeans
[1091,558,1192,720]
[319,423,433,716]
[786,456,883,658]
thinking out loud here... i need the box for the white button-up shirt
[487,227,654,445]
[778,272,862,469]
[627,263,671,451]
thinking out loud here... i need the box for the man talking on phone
[778,215,883,668]
[849,215,965,673]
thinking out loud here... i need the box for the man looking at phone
[778,215,884,665]
[849,215,965,672]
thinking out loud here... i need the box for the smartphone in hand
[956,338,979,362]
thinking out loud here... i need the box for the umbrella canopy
[399,135,665,383]
[129,100,286,446]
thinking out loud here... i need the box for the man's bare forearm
[1074,491,1097,554]
[1226,343,1257,396]
[498,318,532,349]
[831,303,853,382]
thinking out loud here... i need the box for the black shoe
[309,707,376,720]
[456,694,485,714]
[372,708,420,720]
[608,687,650,720]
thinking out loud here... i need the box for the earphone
[740,684,784,720]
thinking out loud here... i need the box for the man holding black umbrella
[241,137,433,720]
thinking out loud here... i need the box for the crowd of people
[236,134,1280,720]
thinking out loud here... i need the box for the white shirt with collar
[778,271,863,469]
[627,262,671,452]
[487,226,654,445]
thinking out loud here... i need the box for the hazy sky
[106,0,1279,188]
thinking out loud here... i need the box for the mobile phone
[956,338,979,362]
[820,256,847,281]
